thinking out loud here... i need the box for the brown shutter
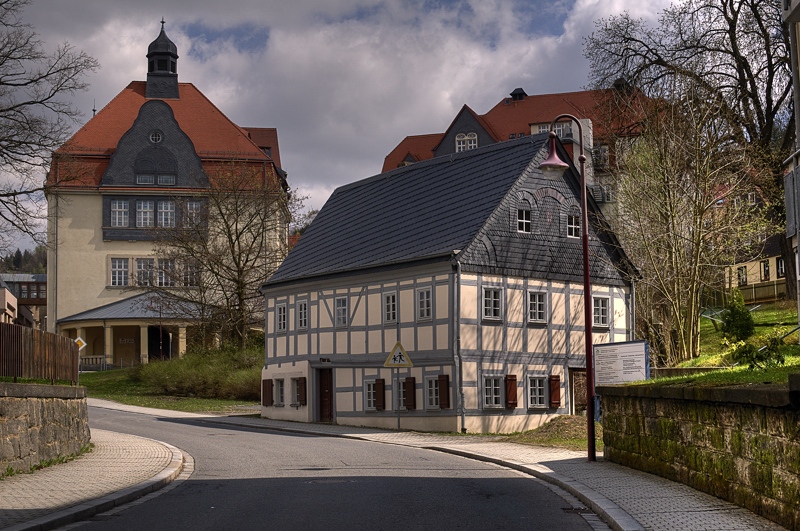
[549,374,561,408]
[438,374,450,409]
[262,379,274,407]
[298,377,307,406]
[375,378,385,410]
[404,377,416,410]
[505,374,517,409]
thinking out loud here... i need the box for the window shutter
[262,379,274,407]
[549,375,561,408]
[505,374,517,409]
[375,379,385,410]
[438,374,450,409]
[404,377,416,410]
[298,377,307,406]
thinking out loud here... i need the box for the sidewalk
[0,398,786,531]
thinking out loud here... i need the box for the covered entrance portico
[56,292,193,369]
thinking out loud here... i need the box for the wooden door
[319,368,333,423]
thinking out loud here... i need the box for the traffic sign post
[384,343,413,430]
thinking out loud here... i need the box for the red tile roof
[50,81,280,188]
[382,89,616,173]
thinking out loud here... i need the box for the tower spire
[146,21,179,99]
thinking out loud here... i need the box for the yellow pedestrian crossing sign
[384,342,413,367]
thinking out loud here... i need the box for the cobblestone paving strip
[0,430,175,529]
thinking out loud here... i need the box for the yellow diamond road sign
[75,337,87,350]
[384,342,413,367]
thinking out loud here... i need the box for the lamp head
[538,131,568,179]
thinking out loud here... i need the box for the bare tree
[149,160,300,349]
[584,0,795,298]
[0,0,98,251]
[600,81,775,364]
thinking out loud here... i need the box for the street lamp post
[538,115,597,462]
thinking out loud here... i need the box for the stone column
[104,325,114,367]
[178,326,187,358]
[140,325,149,365]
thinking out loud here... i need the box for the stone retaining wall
[0,383,90,473]
[597,375,800,530]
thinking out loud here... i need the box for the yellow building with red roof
[46,24,286,368]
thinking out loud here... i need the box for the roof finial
[160,17,165,30]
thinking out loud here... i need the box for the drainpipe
[454,258,466,433]
[630,281,636,342]
[790,24,800,320]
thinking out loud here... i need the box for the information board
[593,340,649,387]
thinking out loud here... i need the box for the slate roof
[0,273,46,283]
[58,292,200,324]
[266,134,551,286]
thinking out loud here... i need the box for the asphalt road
[79,406,596,530]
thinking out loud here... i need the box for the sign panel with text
[593,340,649,387]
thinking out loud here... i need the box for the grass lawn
[502,415,603,452]
[77,369,260,414]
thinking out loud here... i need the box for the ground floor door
[319,368,333,423]
[569,368,587,415]
[148,326,172,361]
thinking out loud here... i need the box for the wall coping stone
[0,382,86,399]
[597,373,800,409]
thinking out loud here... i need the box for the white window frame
[425,376,440,410]
[111,200,129,228]
[737,265,748,286]
[110,258,129,287]
[158,174,176,186]
[186,201,201,225]
[383,291,397,324]
[483,375,504,409]
[136,258,154,286]
[777,257,786,278]
[482,287,502,321]
[455,132,478,152]
[567,213,580,238]
[297,300,308,330]
[136,174,154,185]
[528,376,547,409]
[291,378,302,406]
[335,296,348,328]
[593,296,610,328]
[416,288,432,321]
[274,379,285,406]
[748,192,756,205]
[136,200,154,228]
[276,303,287,333]
[183,262,199,287]
[517,208,531,233]
[527,291,547,323]
[364,380,377,411]
[158,259,175,287]
[158,201,176,228]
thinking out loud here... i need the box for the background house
[260,134,634,434]
[382,87,629,211]
[0,274,45,328]
[46,25,286,368]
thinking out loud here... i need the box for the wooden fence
[0,323,78,384]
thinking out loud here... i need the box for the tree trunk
[780,236,797,301]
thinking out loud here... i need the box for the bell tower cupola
[146,19,179,99]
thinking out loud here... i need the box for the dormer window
[517,201,531,233]
[137,174,155,185]
[567,207,581,238]
[456,132,478,152]
[158,174,175,185]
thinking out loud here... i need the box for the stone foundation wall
[0,383,90,473]
[597,376,800,531]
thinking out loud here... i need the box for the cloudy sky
[24,0,668,215]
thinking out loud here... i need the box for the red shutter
[438,374,450,409]
[375,379,385,410]
[262,379,274,407]
[549,374,561,408]
[404,377,416,410]
[505,374,517,409]
[298,377,307,406]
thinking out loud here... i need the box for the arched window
[455,132,478,153]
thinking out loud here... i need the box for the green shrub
[136,344,263,400]
[721,290,754,341]
[722,327,787,370]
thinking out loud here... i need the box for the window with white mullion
[483,287,502,320]
[158,201,175,228]
[483,376,503,408]
[297,300,308,330]
[383,292,397,324]
[567,213,580,238]
[158,259,175,287]
[335,296,348,327]
[528,291,546,322]
[416,288,431,321]
[110,258,129,286]
[136,200,154,227]
[276,303,287,333]
[111,200,129,227]
[593,297,610,328]
[529,376,547,408]
[517,208,531,233]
